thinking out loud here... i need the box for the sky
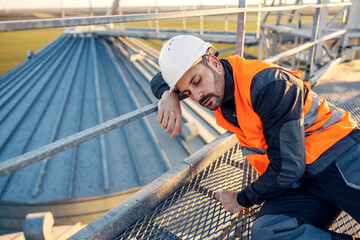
[0,0,341,10]
[0,0,247,10]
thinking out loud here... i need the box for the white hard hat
[159,35,216,89]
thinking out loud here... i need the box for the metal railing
[0,102,158,178]
[0,1,359,238]
[0,0,357,179]
[0,2,351,32]
[0,0,356,195]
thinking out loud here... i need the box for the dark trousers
[252,142,360,240]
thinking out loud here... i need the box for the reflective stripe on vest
[303,83,345,137]
[214,56,357,175]
[241,146,267,156]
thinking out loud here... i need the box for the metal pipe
[155,0,159,34]
[0,3,351,32]
[309,57,342,85]
[235,0,247,56]
[0,102,158,178]
[266,29,346,63]
[305,0,322,81]
[0,0,352,186]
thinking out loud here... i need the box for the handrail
[0,26,344,178]
[0,0,354,183]
[0,102,158,178]
[266,29,346,63]
[0,2,351,32]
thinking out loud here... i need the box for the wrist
[161,89,179,100]
[237,191,253,208]
[160,89,170,99]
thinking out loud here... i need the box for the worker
[150,35,360,239]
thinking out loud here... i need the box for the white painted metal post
[344,0,360,60]
[305,0,322,81]
[314,0,329,66]
[106,0,121,29]
[200,0,204,36]
[155,0,159,34]
[236,0,247,57]
[88,0,94,17]
[59,0,65,18]
[147,0,152,29]
[118,2,124,30]
[182,0,187,30]
[294,0,304,70]
[273,0,282,57]
[225,0,229,32]
[106,0,121,15]
[257,0,264,59]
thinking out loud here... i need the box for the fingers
[215,190,244,213]
[158,110,182,139]
[157,90,182,139]
[170,115,182,139]
[161,111,170,130]
[157,108,163,123]
[166,112,175,132]
[214,192,220,200]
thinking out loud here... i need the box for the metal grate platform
[116,144,360,239]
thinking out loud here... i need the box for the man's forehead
[176,72,196,90]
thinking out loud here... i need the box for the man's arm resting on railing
[150,72,183,139]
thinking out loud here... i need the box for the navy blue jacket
[150,59,358,207]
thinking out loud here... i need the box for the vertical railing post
[313,0,329,66]
[200,0,204,36]
[147,0,152,29]
[273,0,282,57]
[59,0,65,18]
[305,0,322,81]
[105,0,121,29]
[155,0,159,34]
[118,2,124,30]
[292,0,303,70]
[225,0,229,32]
[88,0,94,16]
[182,0,186,30]
[342,0,360,60]
[235,0,247,57]
[257,0,264,59]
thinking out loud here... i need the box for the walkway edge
[69,132,236,240]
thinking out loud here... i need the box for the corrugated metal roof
[0,32,224,232]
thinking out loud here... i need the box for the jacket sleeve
[236,68,306,207]
[150,72,170,99]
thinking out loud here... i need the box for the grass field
[0,10,266,75]
[0,7,322,76]
[0,28,63,75]
[123,16,260,58]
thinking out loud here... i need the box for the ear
[208,55,222,72]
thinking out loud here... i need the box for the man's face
[175,56,225,111]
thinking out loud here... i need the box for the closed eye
[193,77,201,86]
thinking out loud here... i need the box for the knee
[251,214,298,240]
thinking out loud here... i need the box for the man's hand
[157,90,182,139]
[214,190,244,213]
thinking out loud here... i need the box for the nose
[191,90,203,103]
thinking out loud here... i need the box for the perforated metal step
[116,144,360,239]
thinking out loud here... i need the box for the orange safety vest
[214,55,357,174]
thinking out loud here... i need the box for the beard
[199,66,224,111]
[199,93,223,110]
